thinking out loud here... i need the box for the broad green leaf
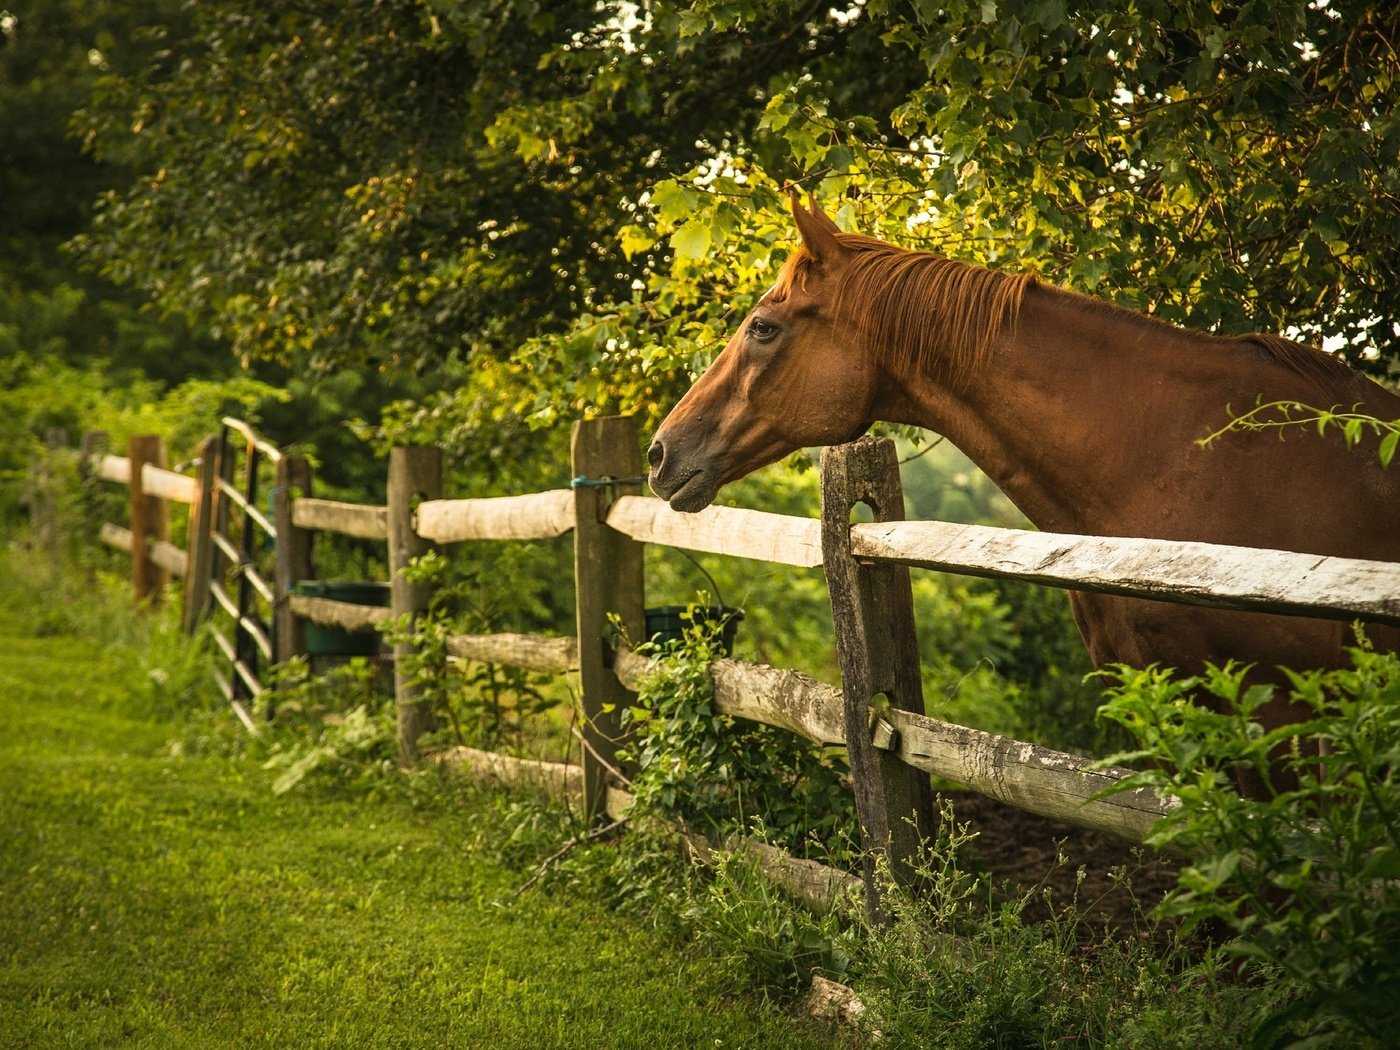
[1379,428,1399,467]
[670,219,712,260]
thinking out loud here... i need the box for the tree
[74,0,1397,456]
[74,1,914,383]
[0,0,215,384]
[620,0,1399,387]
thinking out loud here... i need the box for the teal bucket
[293,580,391,657]
[644,605,743,655]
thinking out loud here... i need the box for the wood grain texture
[821,437,937,915]
[128,435,170,604]
[288,593,392,632]
[98,522,187,577]
[138,463,198,504]
[182,436,218,634]
[711,659,846,745]
[388,446,442,765]
[852,520,1400,626]
[272,455,314,664]
[572,416,646,821]
[290,497,388,540]
[415,490,575,543]
[435,746,582,798]
[613,647,846,746]
[97,453,130,485]
[883,709,1175,842]
[606,495,823,567]
[446,632,578,674]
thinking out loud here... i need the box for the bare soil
[940,790,1184,942]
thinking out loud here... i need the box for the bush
[619,601,857,861]
[1097,645,1400,1047]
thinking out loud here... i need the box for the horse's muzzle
[646,436,716,512]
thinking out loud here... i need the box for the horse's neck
[884,285,1268,536]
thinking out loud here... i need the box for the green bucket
[644,605,744,655]
[293,580,391,657]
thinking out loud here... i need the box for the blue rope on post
[570,474,647,489]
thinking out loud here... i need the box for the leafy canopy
[76,0,1398,456]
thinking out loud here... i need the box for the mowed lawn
[0,572,837,1049]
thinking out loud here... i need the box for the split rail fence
[74,415,1400,915]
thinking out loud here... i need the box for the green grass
[0,559,839,1048]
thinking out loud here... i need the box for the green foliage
[1097,649,1400,1047]
[621,602,857,860]
[0,0,221,384]
[74,0,898,384]
[0,352,284,529]
[680,845,859,997]
[1202,399,1400,468]
[389,548,576,757]
[253,658,398,796]
[80,0,1400,463]
[818,802,1267,1049]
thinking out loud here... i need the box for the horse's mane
[770,231,1373,399]
[770,233,1034,385]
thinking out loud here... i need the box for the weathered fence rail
[416,489,575,543]
[851,519,1400,627]
[69,416,1400,918]
[290,498,388,540]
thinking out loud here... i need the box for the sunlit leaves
[75,0,1398,476]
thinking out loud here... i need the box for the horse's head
[648,195,878,512]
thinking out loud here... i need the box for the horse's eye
[748,317,779,343]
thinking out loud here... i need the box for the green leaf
[1361,847,1400,880]
[670,219,712,260]
[1379,429,1398,468]
[618,225,656,261]
[652,181,699,225]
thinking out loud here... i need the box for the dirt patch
[938,790,1184,942]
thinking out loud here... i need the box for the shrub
[1097,645,1400,1047]
[619,601,857,861]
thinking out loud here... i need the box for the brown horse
[648,195,1400,757]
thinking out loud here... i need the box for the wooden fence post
[182,435,219,634]
[272,454,314,664]
[388,446,442,766]
[821,436,937,920]
[128,434,170,606]
[571,415,645,821]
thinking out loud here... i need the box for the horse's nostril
[647,440,665,470]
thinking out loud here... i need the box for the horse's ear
[790,191,843,266]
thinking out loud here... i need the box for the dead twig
[512,818,627,898]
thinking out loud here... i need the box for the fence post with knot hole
[821,436,937,922]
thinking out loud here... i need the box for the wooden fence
[74,416,1400,916]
